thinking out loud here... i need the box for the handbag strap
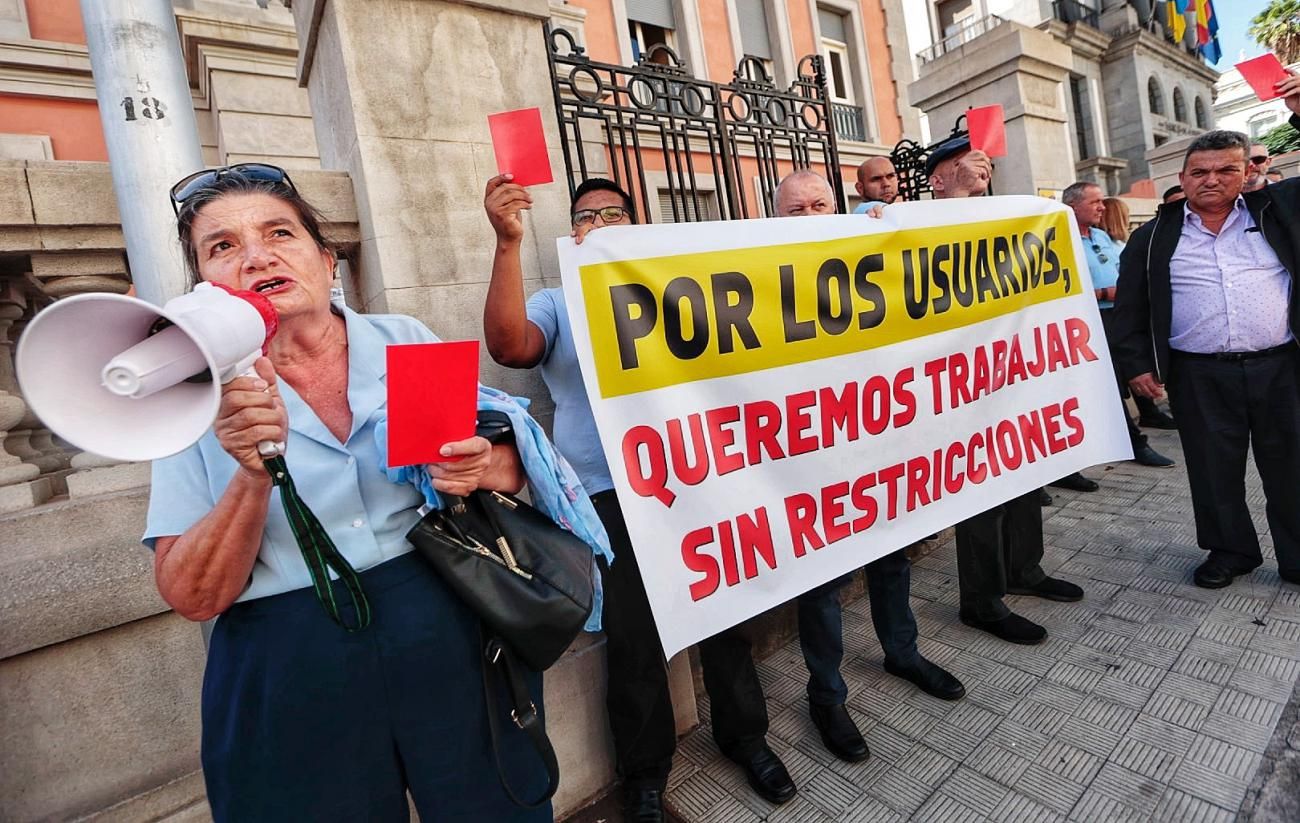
[265,455,371,632]
[480,633,559,808]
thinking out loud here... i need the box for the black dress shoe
[1039,488,1053,506]
[809,702,869,762]
[960,610,1047,645]
[1008,576,1084,602]
[884,657,966,700]
[1193,560,1239,589]
[622,786,665,823]
[1049,472,1100,492]
[1281,569,1300,585]
[1133,445,1175,467]
[733,746,796,804]
[1138,411,1177,429]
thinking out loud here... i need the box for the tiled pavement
[662,428,1300,823]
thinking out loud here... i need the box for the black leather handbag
[406,488,595,671]
[404,411,597,807]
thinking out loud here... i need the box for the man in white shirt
[1113,122,1300,589]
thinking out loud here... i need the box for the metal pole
[80,0,204,307]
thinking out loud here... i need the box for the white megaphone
[15,282,280,462]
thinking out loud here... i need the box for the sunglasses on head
[1251,155,1270,165]
[169,163,297,214]
[571,205,630,226]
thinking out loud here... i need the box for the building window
[1173,87,1187,123]
[936,0,976,39]
[628,0,676,63]
[736,0,773,63]
[819,9,851,103]
[1250,113,1279,140]
[658,187,719,222]
[1070,76,1092,160]
[1147,77,1164,116]
[1194,97,1208,129]
[818,7,866,142]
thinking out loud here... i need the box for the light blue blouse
[142,307,433,603]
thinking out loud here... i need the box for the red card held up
[1237,53,1289,102]
[967,104,1007,158]
[386,341,479,467]
[488,107,553,187]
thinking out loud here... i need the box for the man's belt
[1171,342,1296,362]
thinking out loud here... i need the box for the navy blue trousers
[201,552,551,822]
[797,549,920,706]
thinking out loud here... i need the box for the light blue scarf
[377,385,611,631]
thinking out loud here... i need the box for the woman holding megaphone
[142,164,575,822]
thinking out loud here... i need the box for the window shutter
[818,8,847,43]
[626,0,676,29]
[736,0,773,60]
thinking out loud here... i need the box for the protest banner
[557,196,1133,659]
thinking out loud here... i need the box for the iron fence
[546,27,845,220]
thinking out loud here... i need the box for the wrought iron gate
[545,25,845,222]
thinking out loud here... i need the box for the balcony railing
[1053,0,1100,29]
[832,103,866,143]
[917,14,1006,65]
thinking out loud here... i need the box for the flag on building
[1166,0,1187,43]
[1195,0,1221,64]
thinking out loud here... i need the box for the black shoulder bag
[405,411,596,807]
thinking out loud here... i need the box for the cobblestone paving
[664,429,1300,822]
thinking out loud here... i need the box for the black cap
[924,135,972,177]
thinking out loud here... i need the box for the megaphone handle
[259,440,283,457]
[232,365,285,458]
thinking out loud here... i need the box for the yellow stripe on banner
[580,211,1081,398]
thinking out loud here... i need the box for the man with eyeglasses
[482,175,799,820]
[1245,144,1272,193]
[1062,181,1174,471]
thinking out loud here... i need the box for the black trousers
[954,490,1047,620]
[1165,348,1300,575]
[592,491,768,792]
[797,550,920,706]
[1100,308,1149,451]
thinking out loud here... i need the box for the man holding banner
[927,135,1087,645]
[773,171,967,714]
[482,175,798,817]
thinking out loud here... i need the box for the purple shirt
[1169,197,1294,354]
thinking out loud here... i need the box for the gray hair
[1184,130,1249,167]
[773,170,833,215]
[1061,181,1101,206]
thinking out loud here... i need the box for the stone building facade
[0,0,919,820]
[902,0,1217,196]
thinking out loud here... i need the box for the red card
[386,341,479,467]
[1237,53,1289,102]
[967,104,1007,158]
[488,107,553,187]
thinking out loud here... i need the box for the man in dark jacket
[1112,108,1300,589]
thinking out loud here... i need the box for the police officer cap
[924,135,972,178]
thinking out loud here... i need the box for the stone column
[0,277,47,512]
[290,0,569,403]
[907,19,1077,196]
